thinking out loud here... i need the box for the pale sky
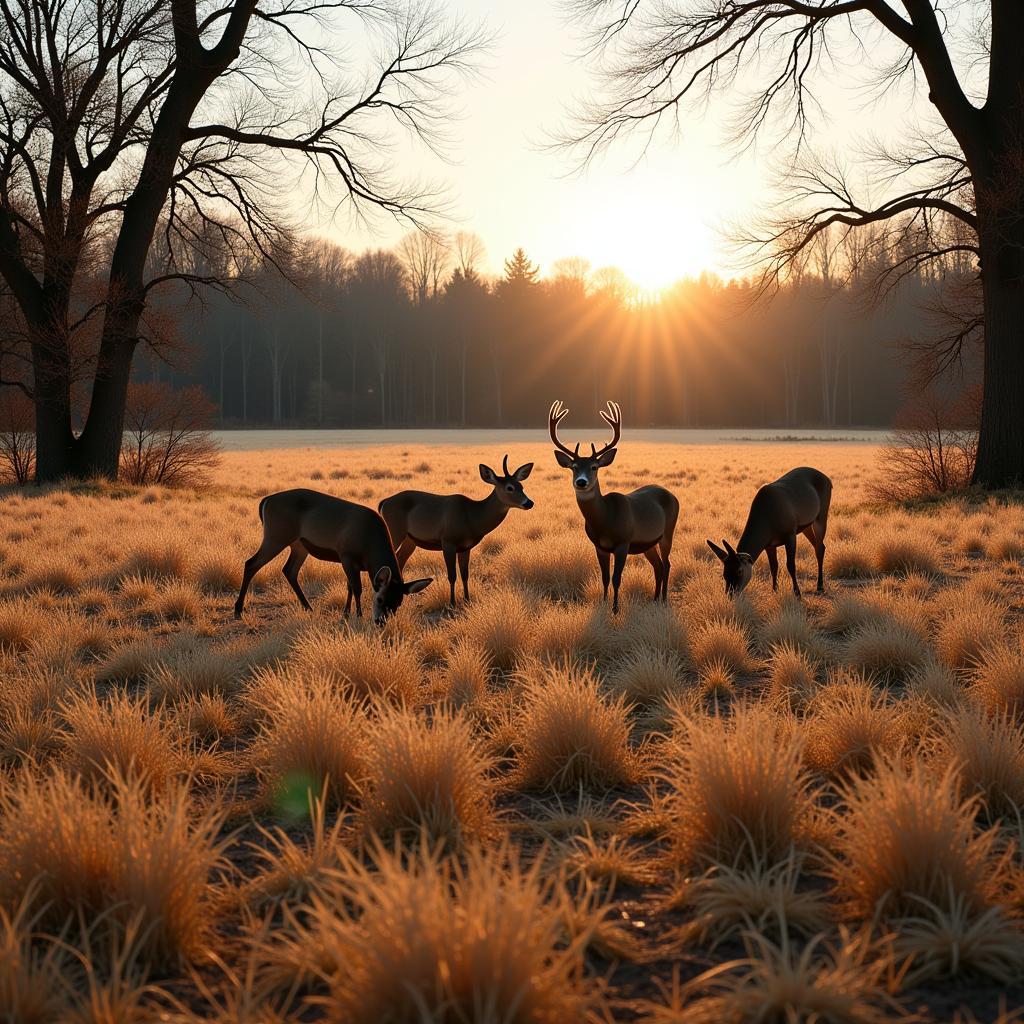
[312,0,942,289]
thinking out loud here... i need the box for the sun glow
[561,176,725,293]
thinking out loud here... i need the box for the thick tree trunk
[32,334,76,483]
[74,334,136,479]
[973,270,1024,487]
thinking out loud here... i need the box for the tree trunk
[73,333,136,479]
[973,271,1024,486]
[31,325,76,483]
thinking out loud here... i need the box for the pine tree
[502,248,540,286]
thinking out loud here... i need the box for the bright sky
[313,0,936,290]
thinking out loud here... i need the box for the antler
[502,453,510,476]
[592,401,622,459]
[549,400,578,458]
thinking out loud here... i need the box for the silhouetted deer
[707,467,832,598]
[550,400,679,613]
[234,489,432,626]
[379,454,534,606]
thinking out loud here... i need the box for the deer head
[706,539,753,596]
[480,454,534,509]
[371,566,431,625]
[549,400,621,496]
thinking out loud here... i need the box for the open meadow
[1,439,1024,1021]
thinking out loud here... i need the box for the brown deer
[707,467,832,598]
[550,400,679,613]
[234,489,432,626]
[378,454,534,606]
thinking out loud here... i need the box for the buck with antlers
[234,489,432,626]
[707,467,832,598]
[378,454,534,606]
[550,401,679,613]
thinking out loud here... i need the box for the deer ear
[554,450,574,468]
[596,447,616,467]
[373,566,392,590]
[479,464,497,484]
[722,539,736,557]
[707,540,727,562]
[513,462,533,481]
[404,577,432,594]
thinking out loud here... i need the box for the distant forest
[140,230,980,430]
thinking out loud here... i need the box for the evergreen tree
[502,248,540,286]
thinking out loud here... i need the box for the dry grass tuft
[269,841,604,1022]
[285,627,423,705]
[971,644,1024,719]
[458,588,536,673]
[360,705,495,847]
[664,927,909,1024]
[830,758,1023,980]
[513,662,637,791]
[935,595,1006,672]
[0,599,47,653]
[766,642,818,711]
[843,619,928,684]
[249,673,368,810]
[690,617,752,675]
[61,687,179,791]
[665,704,814,870]
[0,768,227,966]
[606,646,687,707]
[804,679,905,778]
[871,530,941,577]
[938,705,1024,818]
[442,639,490,706]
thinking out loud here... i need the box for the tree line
[144,230,979,431]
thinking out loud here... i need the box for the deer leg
[442,544,458,606]
[234,539,288,619]
[803,526,826,593]
[784,534,800,598]
[341,557,362,618]
[457,549,471,602]
[643,549,663,602]
[659,534,673,602]
[282,544,312,612]
[395,536,417,572]
[596,548,611,602]
[766,546,779,592]
[611,545,628,614]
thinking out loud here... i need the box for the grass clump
[512,662,637,791]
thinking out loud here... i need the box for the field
[1,439,1023,1021]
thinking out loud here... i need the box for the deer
[234,489,432,626]
[549,400,679,614]
[706,467,833,598]
[378,454,534,606]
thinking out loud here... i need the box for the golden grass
[1,441,1022,1015]
[665,704,814,869]
[512,661,638,791]
[360,705,495,846]
[268,840,604,1022]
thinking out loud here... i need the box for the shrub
[843,619,928,684]
[606,647,687,707]
[513,662,637,791]
[870,385,978,502]
[935,595,1005,671]
[442,640,489,706]
[459,588,536,673]
[120,382,221,486]
[0,389,35,485]
[766,642,818,711]
[690,618,751,675]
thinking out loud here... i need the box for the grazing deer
[707,467,833,598]
[234,489,432,626]
[378,454,534,606]
[549,400,679,613]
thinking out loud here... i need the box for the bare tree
[0,1,485,481]
[453,231,486,277]
[399,231,451,304]
[0,387,34,483]
[566,1,1023,487]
